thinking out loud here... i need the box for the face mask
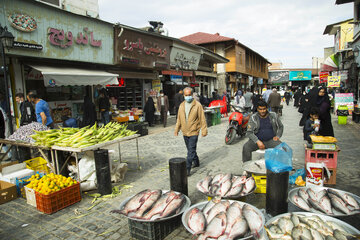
[184,96,193,103]
[160,93,164,96]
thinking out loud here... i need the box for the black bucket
[266,169,289,216]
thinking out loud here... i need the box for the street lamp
[0,24,15,134]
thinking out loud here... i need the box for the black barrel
[266,169,289,216]
[169,158,188,196]
[94,149,112,195]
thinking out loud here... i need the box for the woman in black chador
[144,96,156,127]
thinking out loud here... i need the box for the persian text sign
[289,71,312,81]
[335,93,354,114]
[152,80,161,92]
[48,27,102,48]
[327,76,341,88]
[268,71,289,83]
[319,72,329,83]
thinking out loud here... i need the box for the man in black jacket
[15,93,36,126]
[174,89,184,118]
[98,89,110,125]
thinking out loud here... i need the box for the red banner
[319,72,329,83]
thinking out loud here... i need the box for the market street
[1,104,360,239]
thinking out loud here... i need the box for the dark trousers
[271,106,280,114]
[184,135,199,170]
[286,99,290,105]
[242,139,281,162]
[161,106,167,127]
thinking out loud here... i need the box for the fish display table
[51,134,141,182]
[0,138,56,173]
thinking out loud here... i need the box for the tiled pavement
[0,103,359,239]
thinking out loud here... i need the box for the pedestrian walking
[15,92,36,126]
[82,95,97,127]
[252,90,262,113]
[267,88,281,114]
[243,88,253,112]
[262,89,272,103]
[29,93,54,128]
[174,89,184,118]
[242,100,283,162]
[284,90,291,106]
[144,96,156,127]
[293,89,302,107]
[157,90,169,127]
[174,87,207,176]
[98,89,111,125]
[316,87,334,137]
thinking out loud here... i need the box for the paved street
[1,103,360,239]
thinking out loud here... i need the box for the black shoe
[187,169,191,176]
[193,163,200,168]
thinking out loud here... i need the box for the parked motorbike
[225,105,250,145]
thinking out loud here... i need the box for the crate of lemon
[26,173,81,214]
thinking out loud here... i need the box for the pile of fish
[265,213,357,240]
[196,173,256,198]
[187,198,263,240]
[6,122,49,143]
[291,187,360,215]
[112,189,185,221]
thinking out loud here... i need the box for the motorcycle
[225,105,251,145]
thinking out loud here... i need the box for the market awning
[29,65,119,87]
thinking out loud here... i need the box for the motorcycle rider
[242,100,283,162]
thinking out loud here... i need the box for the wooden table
[0,139,56,173]
[51,134,141,181]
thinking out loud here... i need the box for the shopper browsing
[29,94,54,128]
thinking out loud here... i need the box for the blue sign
[289,71,312,81]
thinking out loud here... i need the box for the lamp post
[0,25,15,134]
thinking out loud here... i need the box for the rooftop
[180,32,235,45]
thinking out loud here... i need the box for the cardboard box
[0,161,19,172]
[0,163,35,184]
[0,180,17,204]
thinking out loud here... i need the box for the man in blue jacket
[242,100,284,162]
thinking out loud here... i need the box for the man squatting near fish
[242,100,284,162]
[175,87,208,176]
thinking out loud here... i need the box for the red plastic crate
[305,148,339,168]
[35,183,81,214]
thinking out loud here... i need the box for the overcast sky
[98,0,353,68]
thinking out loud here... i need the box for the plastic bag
[289,168,306,185]
[265,142,293,173]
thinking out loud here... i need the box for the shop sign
[190,83,199,87]
[335,93,354,113]
[327,76,341,88]
[257,78,263,84]
[48,27,102,48]
[319,72,329,83]
[13,41,43,50]
[289,71,312,81]
[115,27,171,69]
[249,76,253,86]
[152,79,161,92]
[170,47,200,71]
[27,69,43,80]
[8,13,37,32]
[269,71,289,83]
[332,71,348,82]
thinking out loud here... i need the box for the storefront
[289,70,312,91]
[268,71,290,89]
[113,26,171,111]
[1,0,116,126]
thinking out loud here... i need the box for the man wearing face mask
[175,87,208,176]
[157,90,169,127]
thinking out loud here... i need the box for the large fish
[241,176,256,195]
[293,194,311,211]
[187,207,206,235]
[330,195,350,215]
[342,193,360,210]
[316,189,328,201]
[308,198,329,214]
[298,188,310,203]
[202,197,221,218]
[142,191,179,220]
[219,177,232,197]
[197,212,227,240]
[132,190,162,218]
[115,189,152,215]
[206,201,230,224]
[196,175,213,194]
[160,194,185,218]
[318,195,333,215]
[307,188,318,201]
[228,217,249,239]
[242,204,262,238]
[224,202,243,235]
[212,173,225,185]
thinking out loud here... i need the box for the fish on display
[187,208,206,235]
[187,200,263,239]
[113,190,186,221]
[265,213,357,240]
[196,174,256,198]
[293,187,360,216]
